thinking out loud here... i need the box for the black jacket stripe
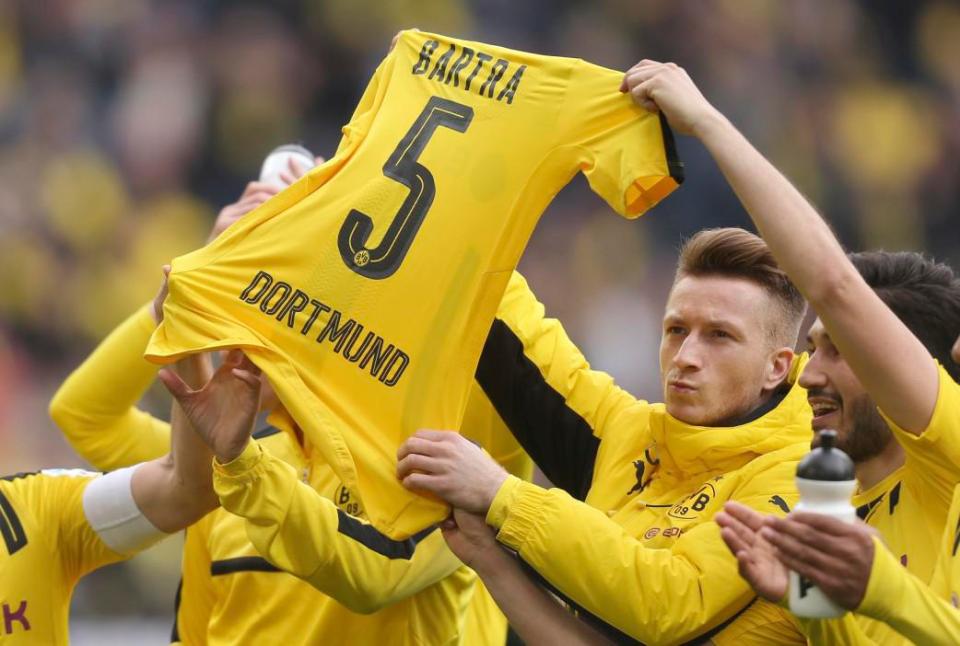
[0,490,27,555]
[211,556,283,576]
[252,426,281,440]
[170,579,182,642]
[336,510,436,559]
[476,319,599,500]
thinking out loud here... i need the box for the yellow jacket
[478,273,812,645]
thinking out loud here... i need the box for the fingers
[716,512,758,553]
[231,368,262,388]
[314,155,326,166]
[761,523,836,573]
[396,452,443,480]
[723,501,768,531]
[785,512,862,538]
[397,436,445,460]
[719,526,751,556]
[158,366,193,401]
[240,181,281,200]
[631,78,659,112]
[400,471,439,494]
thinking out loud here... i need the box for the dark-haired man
[617,60,960,643]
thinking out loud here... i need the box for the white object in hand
[259,144,316,189]
[789,430,857,618]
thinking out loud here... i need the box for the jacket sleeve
[476,272,643,499]
[486,462,801,645]
[49,304,171,470]
[817,534,960,646]
[212,442,464,614]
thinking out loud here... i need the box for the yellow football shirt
[146,29,682,538]
[0,470,125,645]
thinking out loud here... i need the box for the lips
[808,396,841,429]
[668,380,697,394]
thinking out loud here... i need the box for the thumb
[158,367,194,402]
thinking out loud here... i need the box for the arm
[212,441,462,613]
[399,433,799,645]
[477,272,643,498]
[443,509,612,646]
[164,350,463,612]
[48,302,171,470]
[623,62,937,433]
[131,353,219,532]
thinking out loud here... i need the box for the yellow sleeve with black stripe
[878,365,960,508]
[212,442,465,613]
[48,304,170,471]
[476,271,643,498]
[486,454,801,646]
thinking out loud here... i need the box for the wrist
[216,439,250,466]
[691,107,729,141]
[480,470,509,514]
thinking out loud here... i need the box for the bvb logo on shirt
[353,250,370,267]
[334,484,365,518]
[668,482,717,520]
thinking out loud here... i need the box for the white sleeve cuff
[82,465,167,554]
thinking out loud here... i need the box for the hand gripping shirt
[50,304,531,644]
[145,29,682,538]
[0,471,125,645]
[477,272,812,645]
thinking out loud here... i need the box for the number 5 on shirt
[338,96,474,279]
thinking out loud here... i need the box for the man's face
[659,275,786,426]
[799,319,893,462]
[952,333,959,365]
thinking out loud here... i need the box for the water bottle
[788,429,857,618]
[259,144,316,189]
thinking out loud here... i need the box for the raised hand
[620,60,720,137]
[715,501,788,603]
[158,349,262,463]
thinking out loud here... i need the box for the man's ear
[763,347,795,392]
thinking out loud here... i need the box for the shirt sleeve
[212,442,464,614]
[48,303,171,471]
[17,472,127,582]
[850,530,960,645]
[879,365,960,508]
[476,271,645,499]
[486,459,801,645]
[460,378,533,481]
[563,61,683,218]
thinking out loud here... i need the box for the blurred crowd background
[0,0,958,639]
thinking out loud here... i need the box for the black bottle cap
[796,430,855,481]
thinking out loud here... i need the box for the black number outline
[339,96,474,279]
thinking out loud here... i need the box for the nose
[798,351,827,390]
[672,334,703,371]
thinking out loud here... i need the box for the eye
[666,325,686,335]
[711,329,731,339]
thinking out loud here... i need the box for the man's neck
[855,441,906,491]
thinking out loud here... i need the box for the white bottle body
[788,477,858,618]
